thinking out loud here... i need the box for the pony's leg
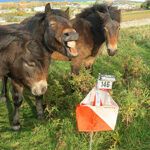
[83,56,96,69]
[0,76,8,101]
[71,57,83,75]
[71,56,95,74]
[12,80,23,131]
[71,63,81,75]
[35,96,44,120]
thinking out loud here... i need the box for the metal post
[89,132,94,150]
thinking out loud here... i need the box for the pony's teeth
[67,41,76,48]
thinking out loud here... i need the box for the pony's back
[0,26,30,51]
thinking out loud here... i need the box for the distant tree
[141,0,150,9]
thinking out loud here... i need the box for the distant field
[122,10,150,21]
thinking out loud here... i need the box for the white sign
[97,74,115,90]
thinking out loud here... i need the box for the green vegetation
[0,26,150,150]
[141,0,150,9]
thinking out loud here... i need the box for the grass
[0,25,150,149]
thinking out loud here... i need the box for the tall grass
[0,26,150,150]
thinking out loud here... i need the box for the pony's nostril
[32,88,38,96]
[41,86,47,94]
[63,32,79,42]
[64,32,69,37]
[107,49,117,56]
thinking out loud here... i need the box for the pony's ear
[65,7,70,16]
[25,47,31,57]
[96,11,110,23]
[96,11,106,20]
[25,41,32,56]
[115,9,121,22]
[108,7,121,22]
[45,3,52,14]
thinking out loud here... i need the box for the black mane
[77,4,108,18]
[76,4,121,23]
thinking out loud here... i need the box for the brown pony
[0,26,50,130]
[9,3,79,57]
[51,4,121,74]
[0,4,79,130]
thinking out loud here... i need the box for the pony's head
[11,40,50,96]
[97,10,120,56]
[44,3,79,58]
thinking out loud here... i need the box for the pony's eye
[104,27,108,32]
[28,62,36,67]
[49,21,56,27]
[24,62,36,68]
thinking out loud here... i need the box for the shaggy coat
[51,4,121,74]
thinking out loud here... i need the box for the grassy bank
[0,25,150,150]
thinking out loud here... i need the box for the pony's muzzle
[62,29,79,57]
[107,48,117,56]
[31,80,48,96]
[107,44,118,56]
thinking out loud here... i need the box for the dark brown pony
[0,4,79,130]
[9,3,79,57]
[51,4,121,74]
[0,26,50,130]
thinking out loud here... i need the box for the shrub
[141,0,150,9]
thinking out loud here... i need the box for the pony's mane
[77,4,108,18]
[21,9,69,34]
[51,9,69,19]
[76,4,121,23]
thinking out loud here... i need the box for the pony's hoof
[12,125,21,131]
[0,96,7,102]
